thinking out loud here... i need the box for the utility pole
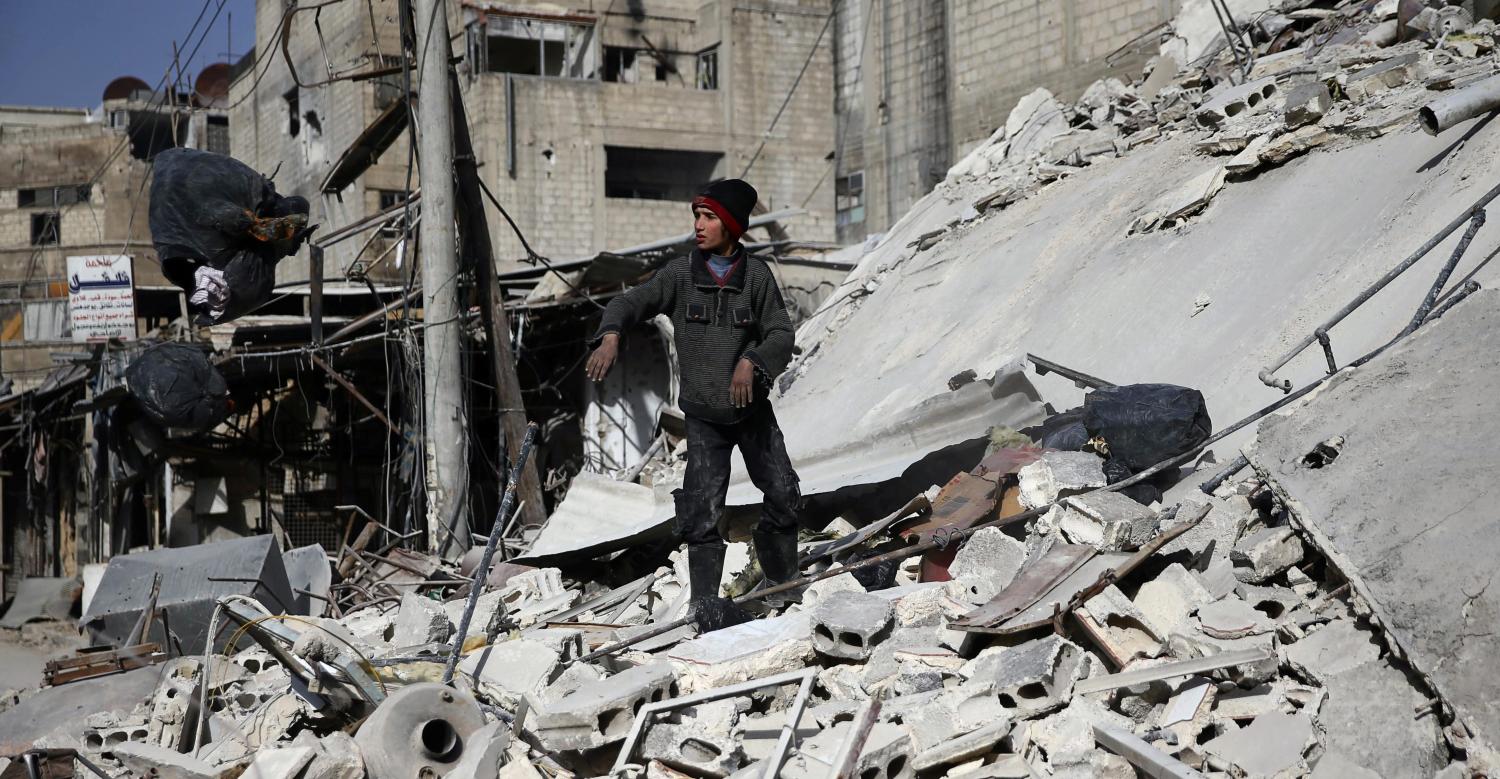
[413,0,469,556]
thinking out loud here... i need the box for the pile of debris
[0,379,1470,777]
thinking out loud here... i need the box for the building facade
[831,0,1178,242]
[229,0,838,282]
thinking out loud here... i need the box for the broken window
[285,88,300,137]
[605,146,723,201]
[478,14,597,79]
[836,171,865,227]
[697,46,719,90]
[125,111,186,160]
[377,190,410,237]
[18,185,90,209]
[30,212,60,246]
[206,116,230,154]
[603,46,639,83]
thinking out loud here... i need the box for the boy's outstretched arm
[586,264,677,381]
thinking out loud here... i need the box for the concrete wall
[834,0,1176,238]
[229,0,408,284]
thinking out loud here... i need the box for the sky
[0,0,258,109]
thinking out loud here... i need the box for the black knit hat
[692,179,758,241]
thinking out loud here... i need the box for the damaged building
[5,0,1500,777]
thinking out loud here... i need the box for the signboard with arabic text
[67,254,137,342]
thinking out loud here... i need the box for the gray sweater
[593,248,795,424]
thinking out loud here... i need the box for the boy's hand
[587,333,620,381]
[731,358,755,407]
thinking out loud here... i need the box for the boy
[586,179,801,631]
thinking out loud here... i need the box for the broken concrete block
[817,663,870,701]
[113,741,222,779]
[1134,563,1216,638]
[442,589,509,641]
[1310,753,1384,779]
[872,582,948,626]
[242,745,316,778]
[291,730,364,779]
[799,570,866,608]
[1056,492,1158,552]
[1258,125,1336,166]
[1284,619,1447,776]
[1195,597,1274,640]
[1202,712,1315,777]
[1284,81,1333,128]
[1157,677,1216,751]
[1230,526,1303,583]
[460,637,562,707]
[1018,452,1107,509]
[1196,77,1278,129]
[391,592,453,647]
[959,635,1087,718]
[531,661,678,751]
[1131,166,1228,233]
[948,528,1027,603]
[1224,134,1272,176]
[499,567,566,608]
[1343,52,1422,101]
[1029,697,1135,771]
[912,720,1012,773]
[1078,585,1163,662]
[640,699,745,778]
[782,722,912,779]
[811,590,895,661]
[668,612,814,689]
[1160,494,1257,563]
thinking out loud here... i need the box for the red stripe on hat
[692,195,744,239]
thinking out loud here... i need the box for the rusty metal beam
[307,353,401,437]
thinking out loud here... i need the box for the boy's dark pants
[675,402,802,602]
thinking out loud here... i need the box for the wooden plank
[953,543,1095,630]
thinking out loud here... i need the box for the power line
[739,9,835,179]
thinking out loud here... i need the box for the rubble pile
[0,441,1468,778]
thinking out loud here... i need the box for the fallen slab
[1249,289,1500,766]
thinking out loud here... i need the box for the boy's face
[694,206,733,254]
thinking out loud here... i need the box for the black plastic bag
[1025,406,1090,451]
[1083,383,1212,473]
[125,343,230,434]
[148,148,311,325]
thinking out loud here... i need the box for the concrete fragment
[1258,125,1335,165]
[243,745,316,778]
[1159,494,1257,563]
[1202,712,1314,777]
[1284,81,1332,128]
[1055,492,1159,552]
[460,637,561,707]
[1157,677,1216,749]
[113,741,223,778]
[292,730,365,779]
[1309,753,1383,779]
[391,591,454,647]
[290,616,362,664]
[442,589,509,641]
[639,699,745,778]
[1134,563,1216,638]
[1230,526,1303,583]
[668,612,815,689]
[1030,697,1134,773]
[282,544,331,617]
[811,590,895,660]
[1132,166,1227,233]
[1343,52,1422,101]
[1196,77,1279,129]
[959,635,1086,717]
[1196,598,1273,639]
[782,722,912,779]
[912,720,1011,772]
[1079,585,1163,662]
[1250,290,1500,764]
[799,571,866,607]
[531,662,678,751]
[1224,134,1271,176]
[1004,88,1070,163]
[1017,452,1107,509]
[949,528,1027,603]
[1284,619,1378,683]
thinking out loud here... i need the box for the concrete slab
[0,664,163,753]
[82,535,298,653]
[0,577,78,628]
[667,612,815,688]
[1249,289,1500,764]
[281,545,330,617]
[1202,712,1314,777]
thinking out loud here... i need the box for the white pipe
[1420,74,1500,135]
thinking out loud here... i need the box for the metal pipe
[1402,210,1485,338]
[1420,74,1500,135]
[1425,280,1482,322]
[443,422,538,684]
[1259,179,1500,391]
[1197,454,1249,495]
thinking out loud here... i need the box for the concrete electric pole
[413,0,469,556]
